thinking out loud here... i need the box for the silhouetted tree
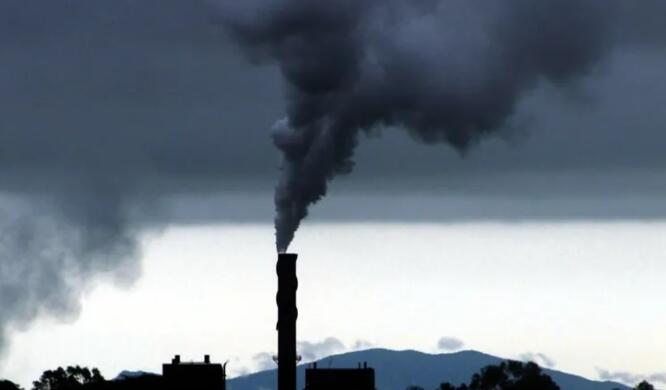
[635,381,655,390]
[440,361,559,390]
[32,366,104,390]
[0,380,23,390]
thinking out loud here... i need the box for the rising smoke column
[216,0,614,252]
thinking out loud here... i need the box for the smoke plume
[216,0,616,252]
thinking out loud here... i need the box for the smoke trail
[216,0,615,251]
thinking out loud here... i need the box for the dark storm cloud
[0,0,666,356]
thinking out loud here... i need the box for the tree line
[0,361,657,390]
[0,366,161,390]
[404,361,655,390]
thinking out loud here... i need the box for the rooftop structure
[162,354,226,390]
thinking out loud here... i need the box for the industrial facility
[162,355,227,390]
[304,362,376,390]
[160,253,377,390]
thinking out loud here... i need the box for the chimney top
[172,355,181,364]
[204,355,210,364]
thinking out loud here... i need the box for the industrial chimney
[276,253,298,390]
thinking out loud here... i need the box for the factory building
[304,362,376,390]
[162,354,226,390]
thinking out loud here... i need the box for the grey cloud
[297,337,346,363]
[597,369,643,385]
[0,193,143,356]
[226,356,252,378]
[351,340,374,351]
[252,352,276,371]
[519,352,555,368]
[437,337,464,352]
[250,337,349,372]
[598,368,666,386]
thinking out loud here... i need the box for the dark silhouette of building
[304,362,376,390]
[162,354,226,390]
[277,253,298,390]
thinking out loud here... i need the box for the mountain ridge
[226,348,631,390]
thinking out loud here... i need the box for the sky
[3,222,666,389]
[1,0,666,388]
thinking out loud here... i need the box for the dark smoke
[216,0,615,251]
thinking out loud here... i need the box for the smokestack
[276,253,298,390]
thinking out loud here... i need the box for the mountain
[227,349,630,390]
